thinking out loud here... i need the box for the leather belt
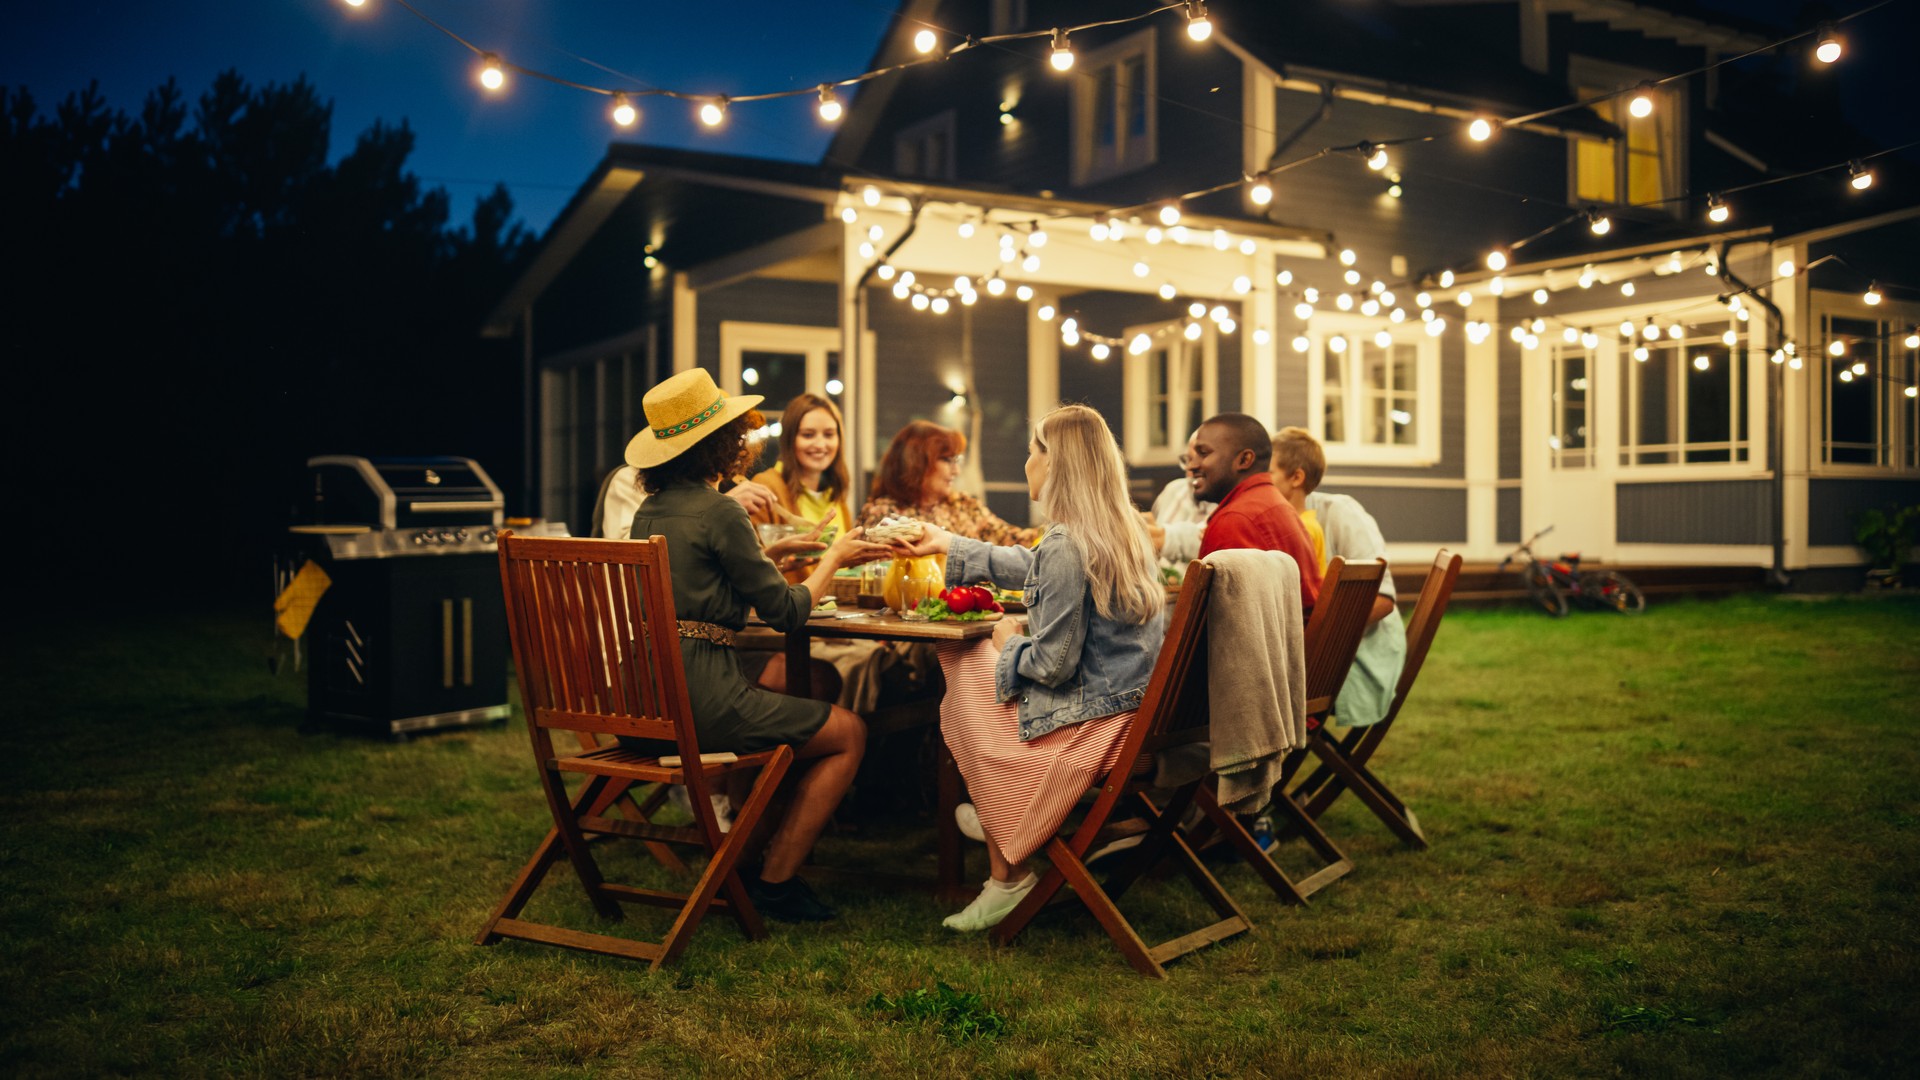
[675,620,737,647]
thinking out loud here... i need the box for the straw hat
[624,369,764,469]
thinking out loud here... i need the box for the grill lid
[304,455,504,530]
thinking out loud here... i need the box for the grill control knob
[412,531,429,546]
[478,529,498,545]
[454,528,469,543]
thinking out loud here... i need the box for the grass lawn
[3,593,1917,1077]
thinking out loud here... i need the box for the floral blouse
[859,491,1041,548]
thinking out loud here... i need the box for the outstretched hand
[825,526,893,568]
[892,521,953,559]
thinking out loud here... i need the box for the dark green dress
[629,480,831,753]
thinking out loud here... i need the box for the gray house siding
[1321,486,1467,544]
[1498,487,1522,543]
[1617,480,1771,544]
[695,278,839,369]
[1807,479,1920,547]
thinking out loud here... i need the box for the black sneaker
[747,874,837,922]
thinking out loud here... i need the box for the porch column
[671,273,696,373]
[1245,255,1279,429]
[838,221,871,493]
[1464,297,1500,560]
[1773,240,1811,571]
[1027,286,1061,420]
[1517,303,1551,542]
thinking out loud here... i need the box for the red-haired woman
[859,421,1040,546]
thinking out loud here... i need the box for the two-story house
[484,0,1917,584]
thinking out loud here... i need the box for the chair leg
[616,782,691,874]
[550,774,624,919]
[1264,782,1355,898]
[475,826,566,945]
[1192,785,1310,906]
[1040,837,1169,979]
[1306,732,1427,849]
[1137,790,1252,928]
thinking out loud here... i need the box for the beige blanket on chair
[1201,548,1307,813]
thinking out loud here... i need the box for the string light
[1015,285,1034,301]
[1440,270,1455,289]
[1779,259,1796,278]
[1693,355,1711,371]
[1487,249,1508,272]
[1249,178,1273,206]
[1294,302,1314,319]
[1029,228,1048,248]
[1159,202,1182,226]
[1049,29,1075,72]
[699,97,727,127]
[1851,360,1867,376]
[1816,24,1843,64]
[1133,261,1150,277]
[1588,211,1612,236]
[1160,283,1178,300]
[1037,304,1056,321]
[986,277,1006,296]
[1233,275,1252,294]
[931,297,950,314]
[1533,288,1549,304]
[1849,161,1874,191]
[1293,335,1311,353]
[1829,339,1847,357]
[1621,282,1636,297]
[1091,343,1111,361]
[1468,116,1495,142]
[1188,301,1207,318]
[1906,329,1919,350]
[877,264,895,281]
[1339,249,1357,267]
[610,93,637,128]
[1130,333,1152,355]
[478,53,506,92]
[1864,282,1882,305]
[1185,3,1213,42]
[817,86,843,123]
[914,28,937,54]
[862,185,881,206]
[1364,144,1390,171]
[1706,194,1729,224]
[1184,322,1203,341]
[1329,335,1348,353]
[1628,83,1655,119]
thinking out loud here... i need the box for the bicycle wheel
[1587,570,1646,614]
[1525,563,1569,618]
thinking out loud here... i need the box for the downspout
[849,197,924,507]
[1717,242,1789,588]
[1266,82,1336,170]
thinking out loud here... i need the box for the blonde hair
[1271,426,1326,493]
[1033,405,1162,625]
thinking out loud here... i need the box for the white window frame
[1123,319,1217,465]
[892,110,956,181]
[1566,56,1684,213]
[1304,316,1441,466]
[718,321,870,401]
[1549,340,1596,470]
[1071,27,1158,187]
[1616,317,1752,469]
[1812,290,1920,475]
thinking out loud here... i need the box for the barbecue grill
[291,455,566,738]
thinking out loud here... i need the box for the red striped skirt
[937,637,1136,867]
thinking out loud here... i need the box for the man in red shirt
[1188,413,1323,611]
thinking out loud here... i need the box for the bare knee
[799,705,866,762]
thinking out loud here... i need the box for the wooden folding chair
[475,532,792,968]
[988,563,1257,979]
[1290,550,1463,849]
[1186,557,1385,904]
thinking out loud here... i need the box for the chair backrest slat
[1302,557,1389,715]
[497,532,698,758]
[1382,549,1463,723]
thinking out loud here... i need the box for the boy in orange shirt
[1269,426,1327,573]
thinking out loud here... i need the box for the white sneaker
[954,801,986,843]
[942,874,1037,933]
[666,785,732,833]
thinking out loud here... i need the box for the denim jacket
[946,527,1167,742]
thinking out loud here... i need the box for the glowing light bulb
[1220,319,1237,335]
[1531,319,1546,335]
[1589,212,1612,236]
[1339,248,1357,267]
[958,221,975,239]
[869,225,885,242]
[1253,328,1271,345]
[931,297,950,314]
[826,378,844,394]
[1160,283,1178,301]
[1304,288,1319,303]
[1851,361,1867,376]
[1457,291,1473,307]
[1533,288,1549,304]
[1628,84,1655,119]
[1233,275,1252,295]
[1905,330,1919,350]
[1249,179,1273,206]
[1037,304,1055,322]
[1022,254,1041,273]
[1294,302,1314,320]
[610,93,638,128]
[1091,343,1111,361]
[1644,322,1660,341]
[1487,249,1508,272]
[1468,116,1494,142]
[1829,339,1847,356]
[1706,195,1729,224]
[1029,228,1048,248]
[1864,283,1882,306]
[1621,282,1636,297]
[861,185,881,206]
[1440,270,1455,288]
[1634,347,1650,362]
[1416,292,1431,308]
[1907,386,1919,399]
[877,264,896,281]
[892,282,909,299]
[1489,277,1506,297]
[1159,202,1182,227]
[1849,161,1874,191]
[986,277,1006,296]
[1185,2,1213,42]
[817,87,843,123]
[858,242,875,260]
[1015,285,1033,301]
[1723,329,1738,346]
[1371,330,1390,348]
[1582,332,1599,349]
[1344,269,1362,286]
[1621,321,1636,337]
[1693,355,1710,371]
[1778,260,1795,278]
[1361,299,1381,317]
[699,98,727,127]
[1188,302,1207,318]
[1210,305,1230,323]
[1293,335,1311,353]
[478,53,506,92]
[1428,318,1447,338]
[1816,25,1842,64]
[1329,335,1348,353]
[1336,293,1354,311]
[911,293,930,311]
[1049,28,1075,72]
[1145,227,1163,245]
[914,28,937,54]
[1667,325,1683,340]
[1184,321,1203,341]
[1564,327,1580,344]
[1133,261,1150,278]
[1365,145,1389,171]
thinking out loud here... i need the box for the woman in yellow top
[749,393,855,579]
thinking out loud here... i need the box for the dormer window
[1071,28,1157,186]
[1569,58,1682,210]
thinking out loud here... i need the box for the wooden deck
[1391,560,1769,607]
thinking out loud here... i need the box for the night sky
[6,0,1913,236]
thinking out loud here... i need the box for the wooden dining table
[743,608,1001,901]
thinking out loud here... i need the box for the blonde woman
[895,405,1167,931]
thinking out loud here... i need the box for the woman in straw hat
[626,369,890,922]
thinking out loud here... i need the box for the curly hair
[869,420,967,507]
[637,410,766,495]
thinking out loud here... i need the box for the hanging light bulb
[1706,194,1730,224]
[1457,291,1474,307]
[1233,275,1252,295]
[1849,160,1874,191]
[1253,328,1272,345]
[1563,327,1581,344]
[478,53,507,92]
[1339,248,1357,267]
[931,297,951,315]
[699,97,728,127]
[1374,330,1393,348]
[1022,254,1041,273]
[1361,299,1381,317]
[1240,238,1257,255]
[1185,2,1213,41]
[1487,248,1508,272]
[1582,332,1600,349]
[610,93,638,128]
[1667,324,1684,340]
[1091,342,1111,361]
[911,293,930,311]
[1015,284,1034,301]
[1159,201,1182,226]
[1864,282,1883,305]
[1049,28,1075,72]
[1188,301,1207,318]
[914,28,938,54]
[1588,211,1612,236]
[816,86,843,123]
[899,271,915,286]
[1851,360,1867,376]
[1144,227,1163,245]
[1329,335,1348,353]
[1130,333,1152,355]
[1249,178,1273,206]
[1531,318,1547,334]
[1815,24,1842,64]
[1037,304,1056,322]
[1829,338,1847,356]
[1344,269,1362,286]
[1778,259,1796,278]
[1133,261,1150,278]
[1160,283,1178,301]
[877,264,896,281]
[1294,301,1314,320]
[958,221,976,239]
[1336,293,1354,311]
[1533,288,1549,304]
[1440,270,1456,288]
[1428,318,1448,337]
[1489,276,1506,296]
[1304,287,1319,303]
[1416,292,1432,308]
[1905,328,1919,350]
[1468,116,1495,143]
[1634,346,1650,362]
[1693,355,1711,371]
[986,276,1007,296]
[1907,385,1919,398]
[1621,321,1636,337]
[1184,321,1204,341]
[1621,281,1636,297]
[1293,335,1311,353]
[1627,83,1655,119]
[861,185,881,207]
[1723,329,1738,346]
[1644,321,1660,341]
[1365,144,1390,171]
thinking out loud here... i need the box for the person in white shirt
[1141,442,1217,565]
[1306,490,1407,727]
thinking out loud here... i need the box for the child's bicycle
[1498,526,1646,618]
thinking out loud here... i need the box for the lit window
[1307,320,1440,465]
[1570,60,1680,209]
[1550,342,1593,470]
[1123,320,1215,464]
[1072,29,1157,186]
